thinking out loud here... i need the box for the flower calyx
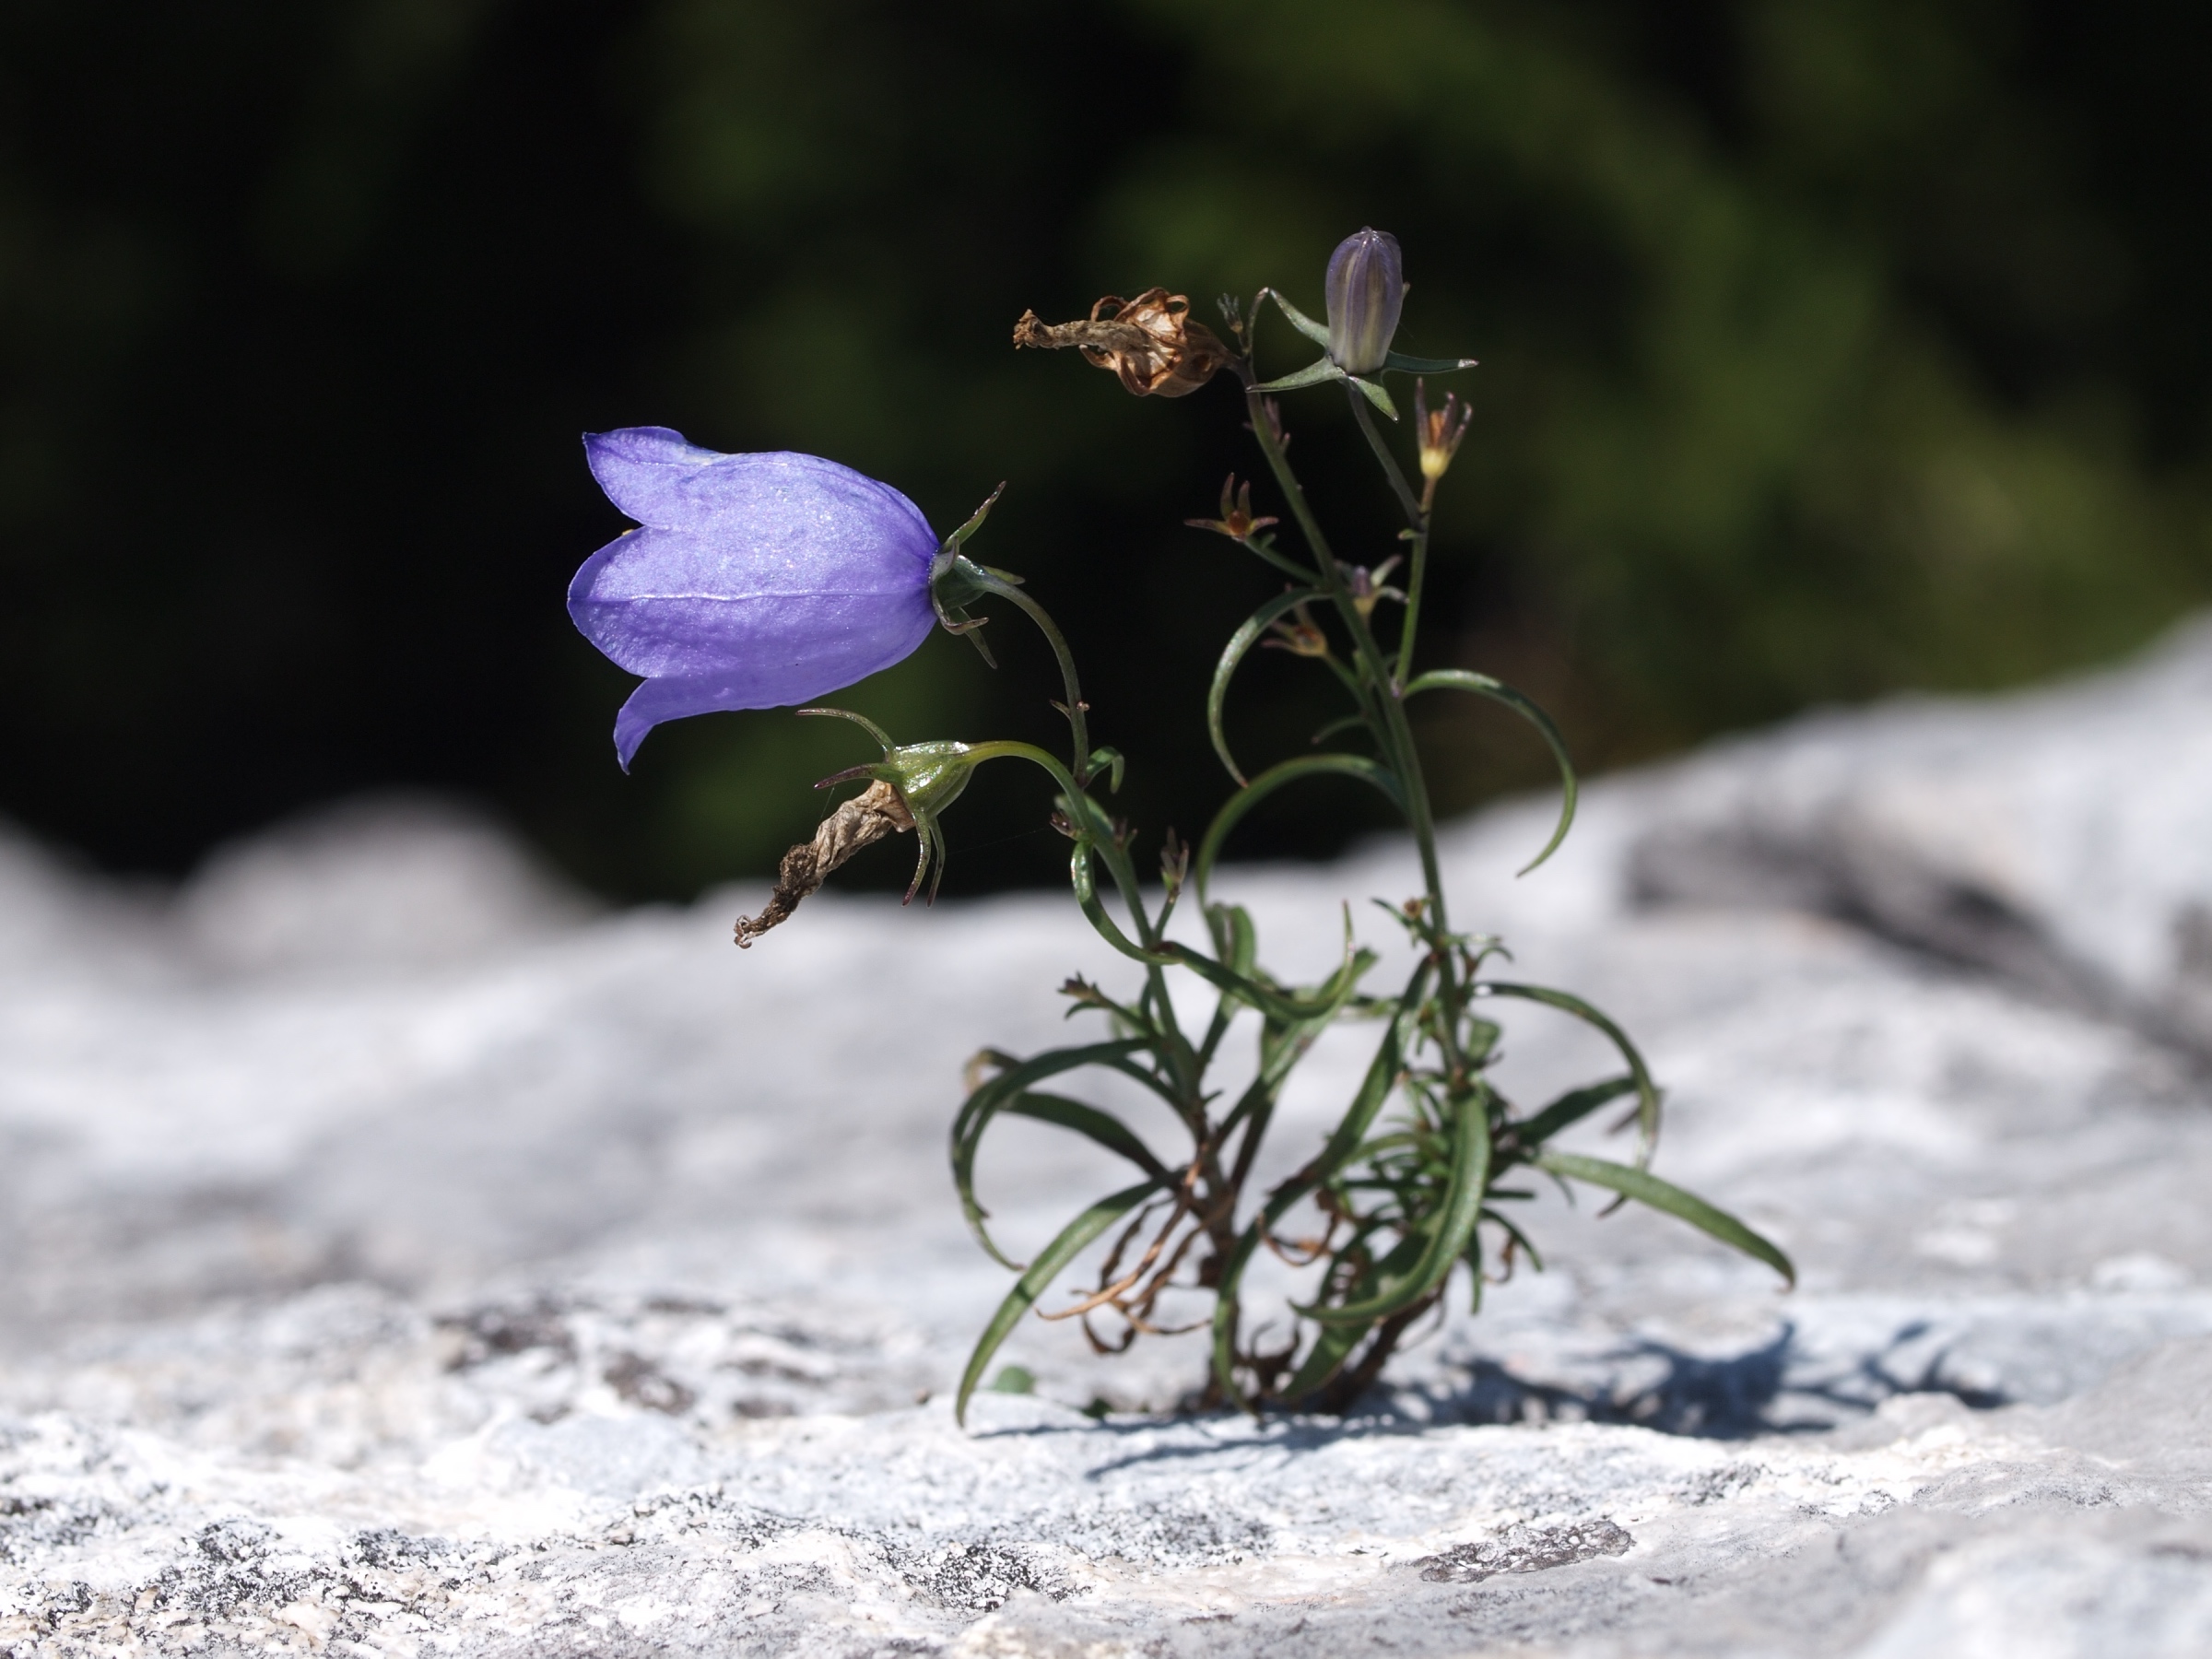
[800,708,981,906]
[929,484,1014,665]
[1012,288,1232,398]
[1159,827,1190,901]
[1415,380,1473,482]
[1264,601,1332,659]
[1186,475,1279,544]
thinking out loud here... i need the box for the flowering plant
[573,229,1792,1423]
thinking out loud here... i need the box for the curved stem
[959,740,1159,952]
[968,571,1094,784]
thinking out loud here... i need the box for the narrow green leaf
[1209,588,1323,785]
[1505,1075,1637,1154]
[1303,1085,1490,1324]
[1536,1152,1795,1286]
[1209,967,1430,1409]
[1251,356,1346,394]
[953,1039,1152,1266]
[1405,670,1577,873]
[956,1179,1167,1426]
[1001,1092,1171,1181]
[1194,754,1404,904]
[1472,983,1660,1161]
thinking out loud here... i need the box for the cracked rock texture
[6,619,2212,1655]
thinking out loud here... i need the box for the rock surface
[6,620,2212,1655]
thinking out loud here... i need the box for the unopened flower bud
[1325,229,1405,376]
[1347,558,1405,619]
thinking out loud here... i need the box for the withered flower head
[1264,602,1332,659]
[1185,474,1278,542]
[1011,288,1231,398]
[1415,379,1473,481]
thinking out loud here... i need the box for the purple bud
[567,428,938,770]
[1325,229,1405,376]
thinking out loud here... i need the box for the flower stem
[1339,385,1436,683]
[1347,384,1425,532]
[1241,375,1449,939]
[969,572,1095,784]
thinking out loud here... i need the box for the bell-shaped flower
[1324,228,1405,375]
[568,428,939,769]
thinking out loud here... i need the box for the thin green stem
[1339,388,1440,683]
[968,571,1094,783]
[960,740,1151,941]
[1347,385,1425,530]
[1241,377,1450,939]
[1397,477,1438,682]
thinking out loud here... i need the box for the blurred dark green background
[3,0,2207,899]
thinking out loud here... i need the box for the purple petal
[583,428,727,528]
[569,438,942,766]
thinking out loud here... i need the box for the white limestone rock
[5,619,2212,1654]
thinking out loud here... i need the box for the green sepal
[1404,670,1577,874]
[1535,1152,1795,1287]
[1348,377,1399,420]
[947,482,1006,549]
[955,1178,1167,1426]
[1383,350,1477,374]
[1251,357,1347,394]
[1262,288,1332,347]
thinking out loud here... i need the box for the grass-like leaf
[1303,1084,1490,1325]
[1404,670,1577,873]
[1472,982,1661,1163]
[1002,1092,1171,1182]
[1209,588,1323,784]
[1536,1151,1794,1286]
[1194,754,1404,903]
[953,1039,1154,1266]
[956,1178,1168,1425]
[1505,1075,1638,1155]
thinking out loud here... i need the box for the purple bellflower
[568,428,939,770]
